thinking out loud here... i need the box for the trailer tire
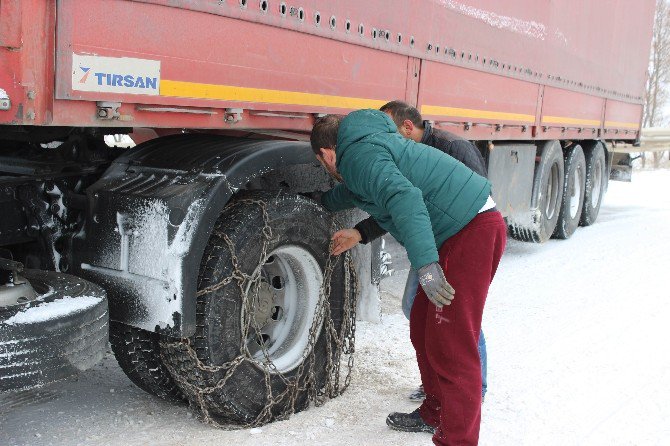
[161,191,348,426]
[110,322,185,403]
[553,144,586,239]
[0,270,108,392]
[580,141,607,226]
[509,140,564,243]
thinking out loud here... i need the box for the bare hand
[331,229,362,256]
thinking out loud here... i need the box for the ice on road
[1,170,669,446]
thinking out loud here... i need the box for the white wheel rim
[569,165,583,219]
[591,158,603,208]
[545,161,561,220]
[245,245,323,373]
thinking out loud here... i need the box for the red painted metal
[540,87,605,129]
[0,0,23,49]
[0,0,54,126]
[604,100,645,131]
[418,60,540,125]
[0,0,656,140]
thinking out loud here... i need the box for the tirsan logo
[79,67,92,83]
[72,54,161,96]
[79,66,157,89]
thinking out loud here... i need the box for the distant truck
[0,0,655,426]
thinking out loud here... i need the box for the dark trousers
[410,211,507,445]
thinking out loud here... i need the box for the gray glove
[418,262,455,308]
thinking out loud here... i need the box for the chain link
[161,197,359,428]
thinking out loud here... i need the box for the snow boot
[386,409,436,434]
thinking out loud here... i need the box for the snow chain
[160,198,359,428]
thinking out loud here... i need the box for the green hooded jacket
[322,109,491,269]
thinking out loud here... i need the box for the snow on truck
[0,0,655,427]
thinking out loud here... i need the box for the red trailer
[0,0,656,426]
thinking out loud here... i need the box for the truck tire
[109,322,185,403]
[0,270,108,392]
[580,141,607,226]
[509,140,564,243]
[161,191,350,426]
[553,144,586,239]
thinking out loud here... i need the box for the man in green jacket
[311,109,507,446]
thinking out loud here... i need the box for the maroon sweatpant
[410,211,507,446]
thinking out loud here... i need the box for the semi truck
[0,0,655,426]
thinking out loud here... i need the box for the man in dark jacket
[311,109,506,446]
[330,101,489,402]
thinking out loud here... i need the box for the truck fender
[71,134,329,337]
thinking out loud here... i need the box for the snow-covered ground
[1,170,669,446]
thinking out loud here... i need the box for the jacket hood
[336,109,398,165]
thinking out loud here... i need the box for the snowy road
[1,170,669,446]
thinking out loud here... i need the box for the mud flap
[610,165,632,182]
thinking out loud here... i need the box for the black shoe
[408,384,425,402]
[386,409,436,434]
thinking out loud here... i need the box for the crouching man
[311,110,506,446]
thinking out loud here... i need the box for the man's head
[380,100,425,142]
[310,114,343,182]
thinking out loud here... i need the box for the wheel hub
[251,280,275,329]
[244,245,323,374]
[0,279,38,307]
[0,259,38,307]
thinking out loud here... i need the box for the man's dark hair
[380,100,424,129]
[310,114,343,155]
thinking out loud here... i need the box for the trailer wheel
[509,140,564,243]
[580,142,607,226]
[0,270,108,392]
[161,191,351,426]
[553,144,586,239]
[109,322,185,403]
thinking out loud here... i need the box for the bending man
[311,110,506,446]
[330,101,490,403]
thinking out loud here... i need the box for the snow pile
[2,296,103,326]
